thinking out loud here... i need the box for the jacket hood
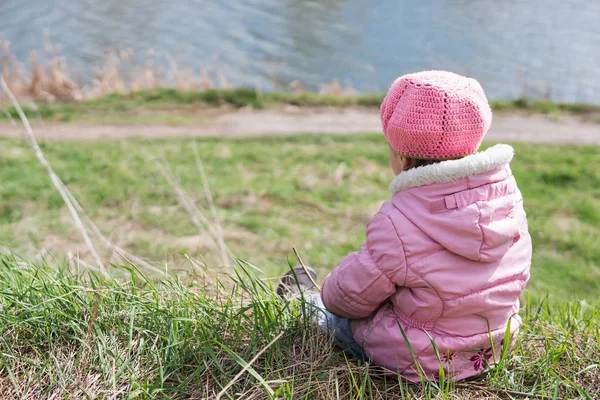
[390,144,524,262]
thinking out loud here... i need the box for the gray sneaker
[277,265,318,297]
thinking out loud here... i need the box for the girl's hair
[391,146,467,171]
[404,158,440,170]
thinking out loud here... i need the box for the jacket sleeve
[320,211,407,319]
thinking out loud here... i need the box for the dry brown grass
[0,33,355,103]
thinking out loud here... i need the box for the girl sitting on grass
[278,70,532,382]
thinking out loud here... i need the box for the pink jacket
[321,144,532,382]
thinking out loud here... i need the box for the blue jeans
[305,294,367,361]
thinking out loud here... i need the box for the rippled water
[1,0,600,103]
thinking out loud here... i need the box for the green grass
[1,88,599,124]
[0,88,384,124]
[0,255,597,399]
[0,135,599,301]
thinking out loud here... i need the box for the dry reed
[0,34,355,103]
[0,72,232,276]
[0,75,106,275]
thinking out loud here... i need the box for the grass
[0,254,598,399]
[0,134,599,301]
[1,88,600,125]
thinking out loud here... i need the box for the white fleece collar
[389,144,515,193]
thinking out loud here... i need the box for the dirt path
[1,108,599,144]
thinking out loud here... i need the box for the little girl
[279,70,532,382]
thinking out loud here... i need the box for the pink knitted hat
[380,71,492,160]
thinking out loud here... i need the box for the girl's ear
[389,147,405,175]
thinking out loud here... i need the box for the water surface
[1,0,599,102]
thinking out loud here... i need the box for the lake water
[1,0,600,103]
